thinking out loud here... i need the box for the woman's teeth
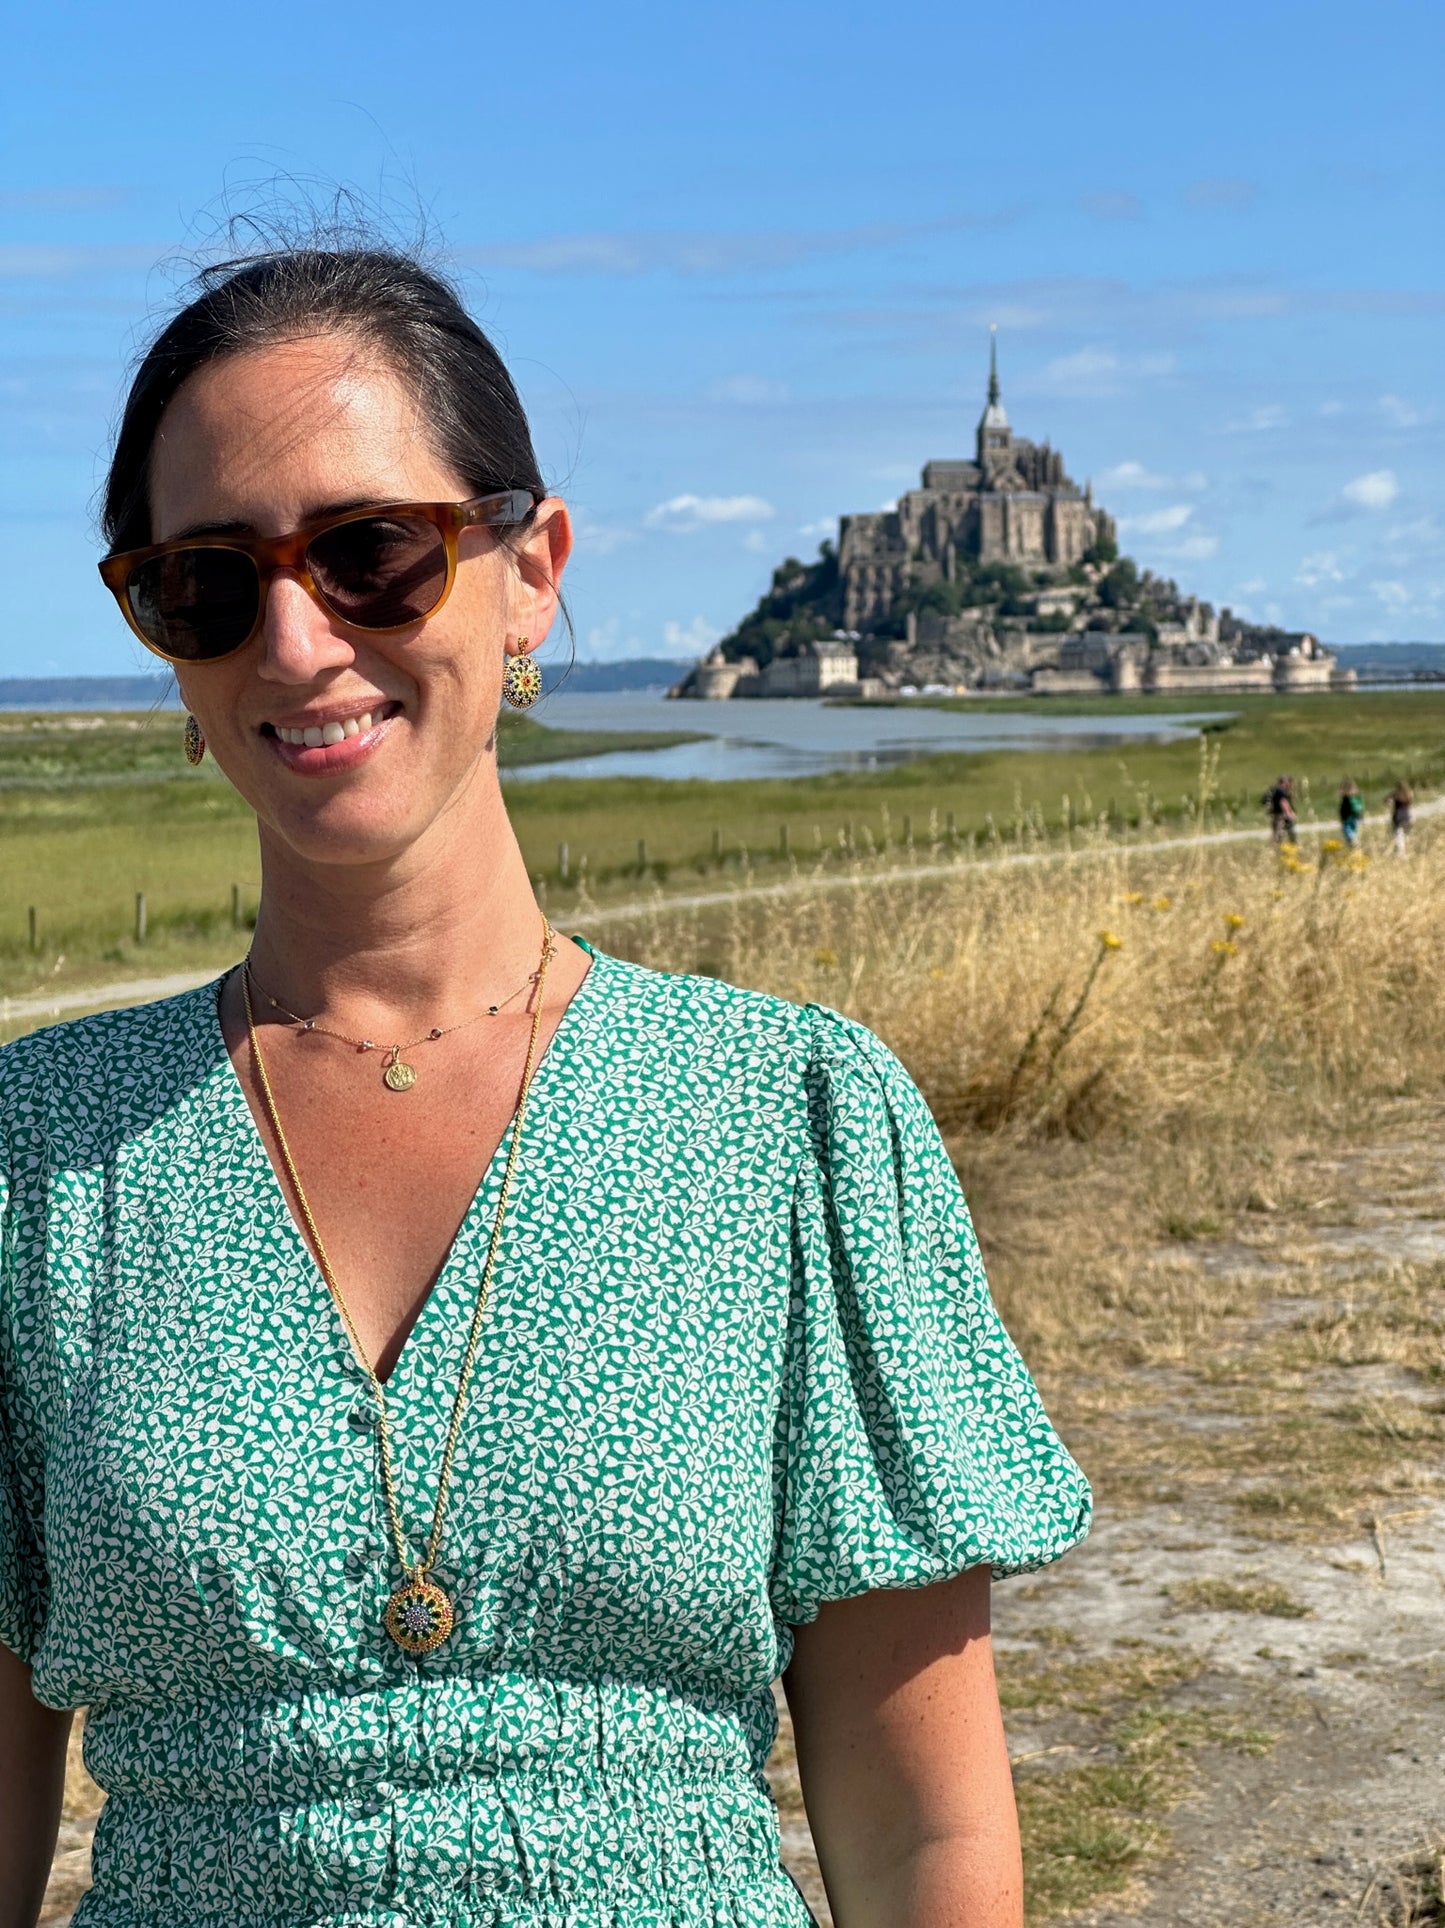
[275,711,376,747]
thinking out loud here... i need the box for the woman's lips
[263,705,399,775]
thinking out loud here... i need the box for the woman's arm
[0,1640,73,1928]
[784,1566,1022,1928]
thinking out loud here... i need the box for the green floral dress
[0,941,1089,1928]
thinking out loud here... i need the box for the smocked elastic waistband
[84,1671,775,1804]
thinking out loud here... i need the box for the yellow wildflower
[1097,930,1123,951]
[1322,837,1344,854]
[814,947,838,969]
[1210,939,1239,957]
[1152,894,1172,912]
[1224,912,1246,930]
[1121,890,1145,906]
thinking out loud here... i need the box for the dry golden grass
[609,816,1445,1152]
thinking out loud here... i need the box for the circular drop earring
[501,638,542,711]
[183,714,206,766]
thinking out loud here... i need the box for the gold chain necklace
[241,921,556,1654]
[246,959,544,1092]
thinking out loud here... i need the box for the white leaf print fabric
[0,942,1089,1927]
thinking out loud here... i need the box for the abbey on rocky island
[838,332,1113,632]
[674,335,1349,701]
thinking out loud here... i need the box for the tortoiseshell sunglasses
[98,489,540,665]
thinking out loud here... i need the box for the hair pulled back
[102,247,546,555]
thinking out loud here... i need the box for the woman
[0,246,1089,1928]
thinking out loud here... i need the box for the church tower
[975,326,1014,479]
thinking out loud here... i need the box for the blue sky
[1,0,1441,675]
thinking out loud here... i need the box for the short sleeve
[771,1006,1091,1628]
[0,1152,46,1664]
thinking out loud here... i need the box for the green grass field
[1,690,1440,1008]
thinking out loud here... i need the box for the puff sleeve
[771,1005,1091,1628]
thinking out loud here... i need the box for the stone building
[838,333,1115,632]
[675,639,872,700]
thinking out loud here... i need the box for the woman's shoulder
[0,980,224,1146]
[578,942,906,1094]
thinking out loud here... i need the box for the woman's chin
[253,787,442,871]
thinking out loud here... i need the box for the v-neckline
[208,936,604,1391]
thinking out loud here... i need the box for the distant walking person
[1264,774,1297,845]
[1339,778,1366,848]
[1389,779,1414,856]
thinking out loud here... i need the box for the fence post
[27,906,37,952]
[558,842,569,883]
[134,893,147,945]
[231,883,242,929]
[637,838,648,873]
[946,810,957,845]
[711,825,722,863]
[778,822,789,859]
[902,813,913,847]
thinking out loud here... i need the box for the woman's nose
[255,570,356,682]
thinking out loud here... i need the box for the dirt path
[771,1131,1445,1923]
[9,799,1440,1028]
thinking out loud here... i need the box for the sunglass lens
[128,548,259,661]
[306,515,449,628]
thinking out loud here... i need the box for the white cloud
[707,375,790,405]
[1037,347,1121,398]
[1223,403,1288,432]
[1099,460,1170,491]
[1118,504,1195,536]
[643,493,775,531]
[1318,399,1345,417]
[797,517,837,539]
[1168,534,1220,561]
[1235,578,1269,595]
[1379,393,1426,429]
[743,529,773,553]
[1341,469,1400,512]
[662,616,722,655]
[1371,580,1412,611]
[1099,461,1209,495]
[1296,551,1346,588]
[1384,513,1442,551]
[568,506,637,556]
[1033,347,1173,400]
[584,616,649,660]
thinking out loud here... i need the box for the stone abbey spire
[976,325,1013,476]
[837,330,1114,630]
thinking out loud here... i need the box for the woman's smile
[259,697,405,775]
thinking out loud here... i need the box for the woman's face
[148,332,570,868]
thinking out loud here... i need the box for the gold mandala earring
[183,714,206,766]
[501,638,541,711]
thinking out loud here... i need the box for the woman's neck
[245,805,548,1032]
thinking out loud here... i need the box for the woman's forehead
[149,336,459,538]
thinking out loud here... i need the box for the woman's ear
[513,498,573,641]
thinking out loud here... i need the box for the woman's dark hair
[102,247,546,554]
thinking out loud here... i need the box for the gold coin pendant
[383,1058,418,1093]
[383,1578,455,1653]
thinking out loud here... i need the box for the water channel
[511,691,1229,783]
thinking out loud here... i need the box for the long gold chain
[241,922,555,1594]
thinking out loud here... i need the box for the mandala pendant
[383,1052,417,1092]
[383,1578,455,1653]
